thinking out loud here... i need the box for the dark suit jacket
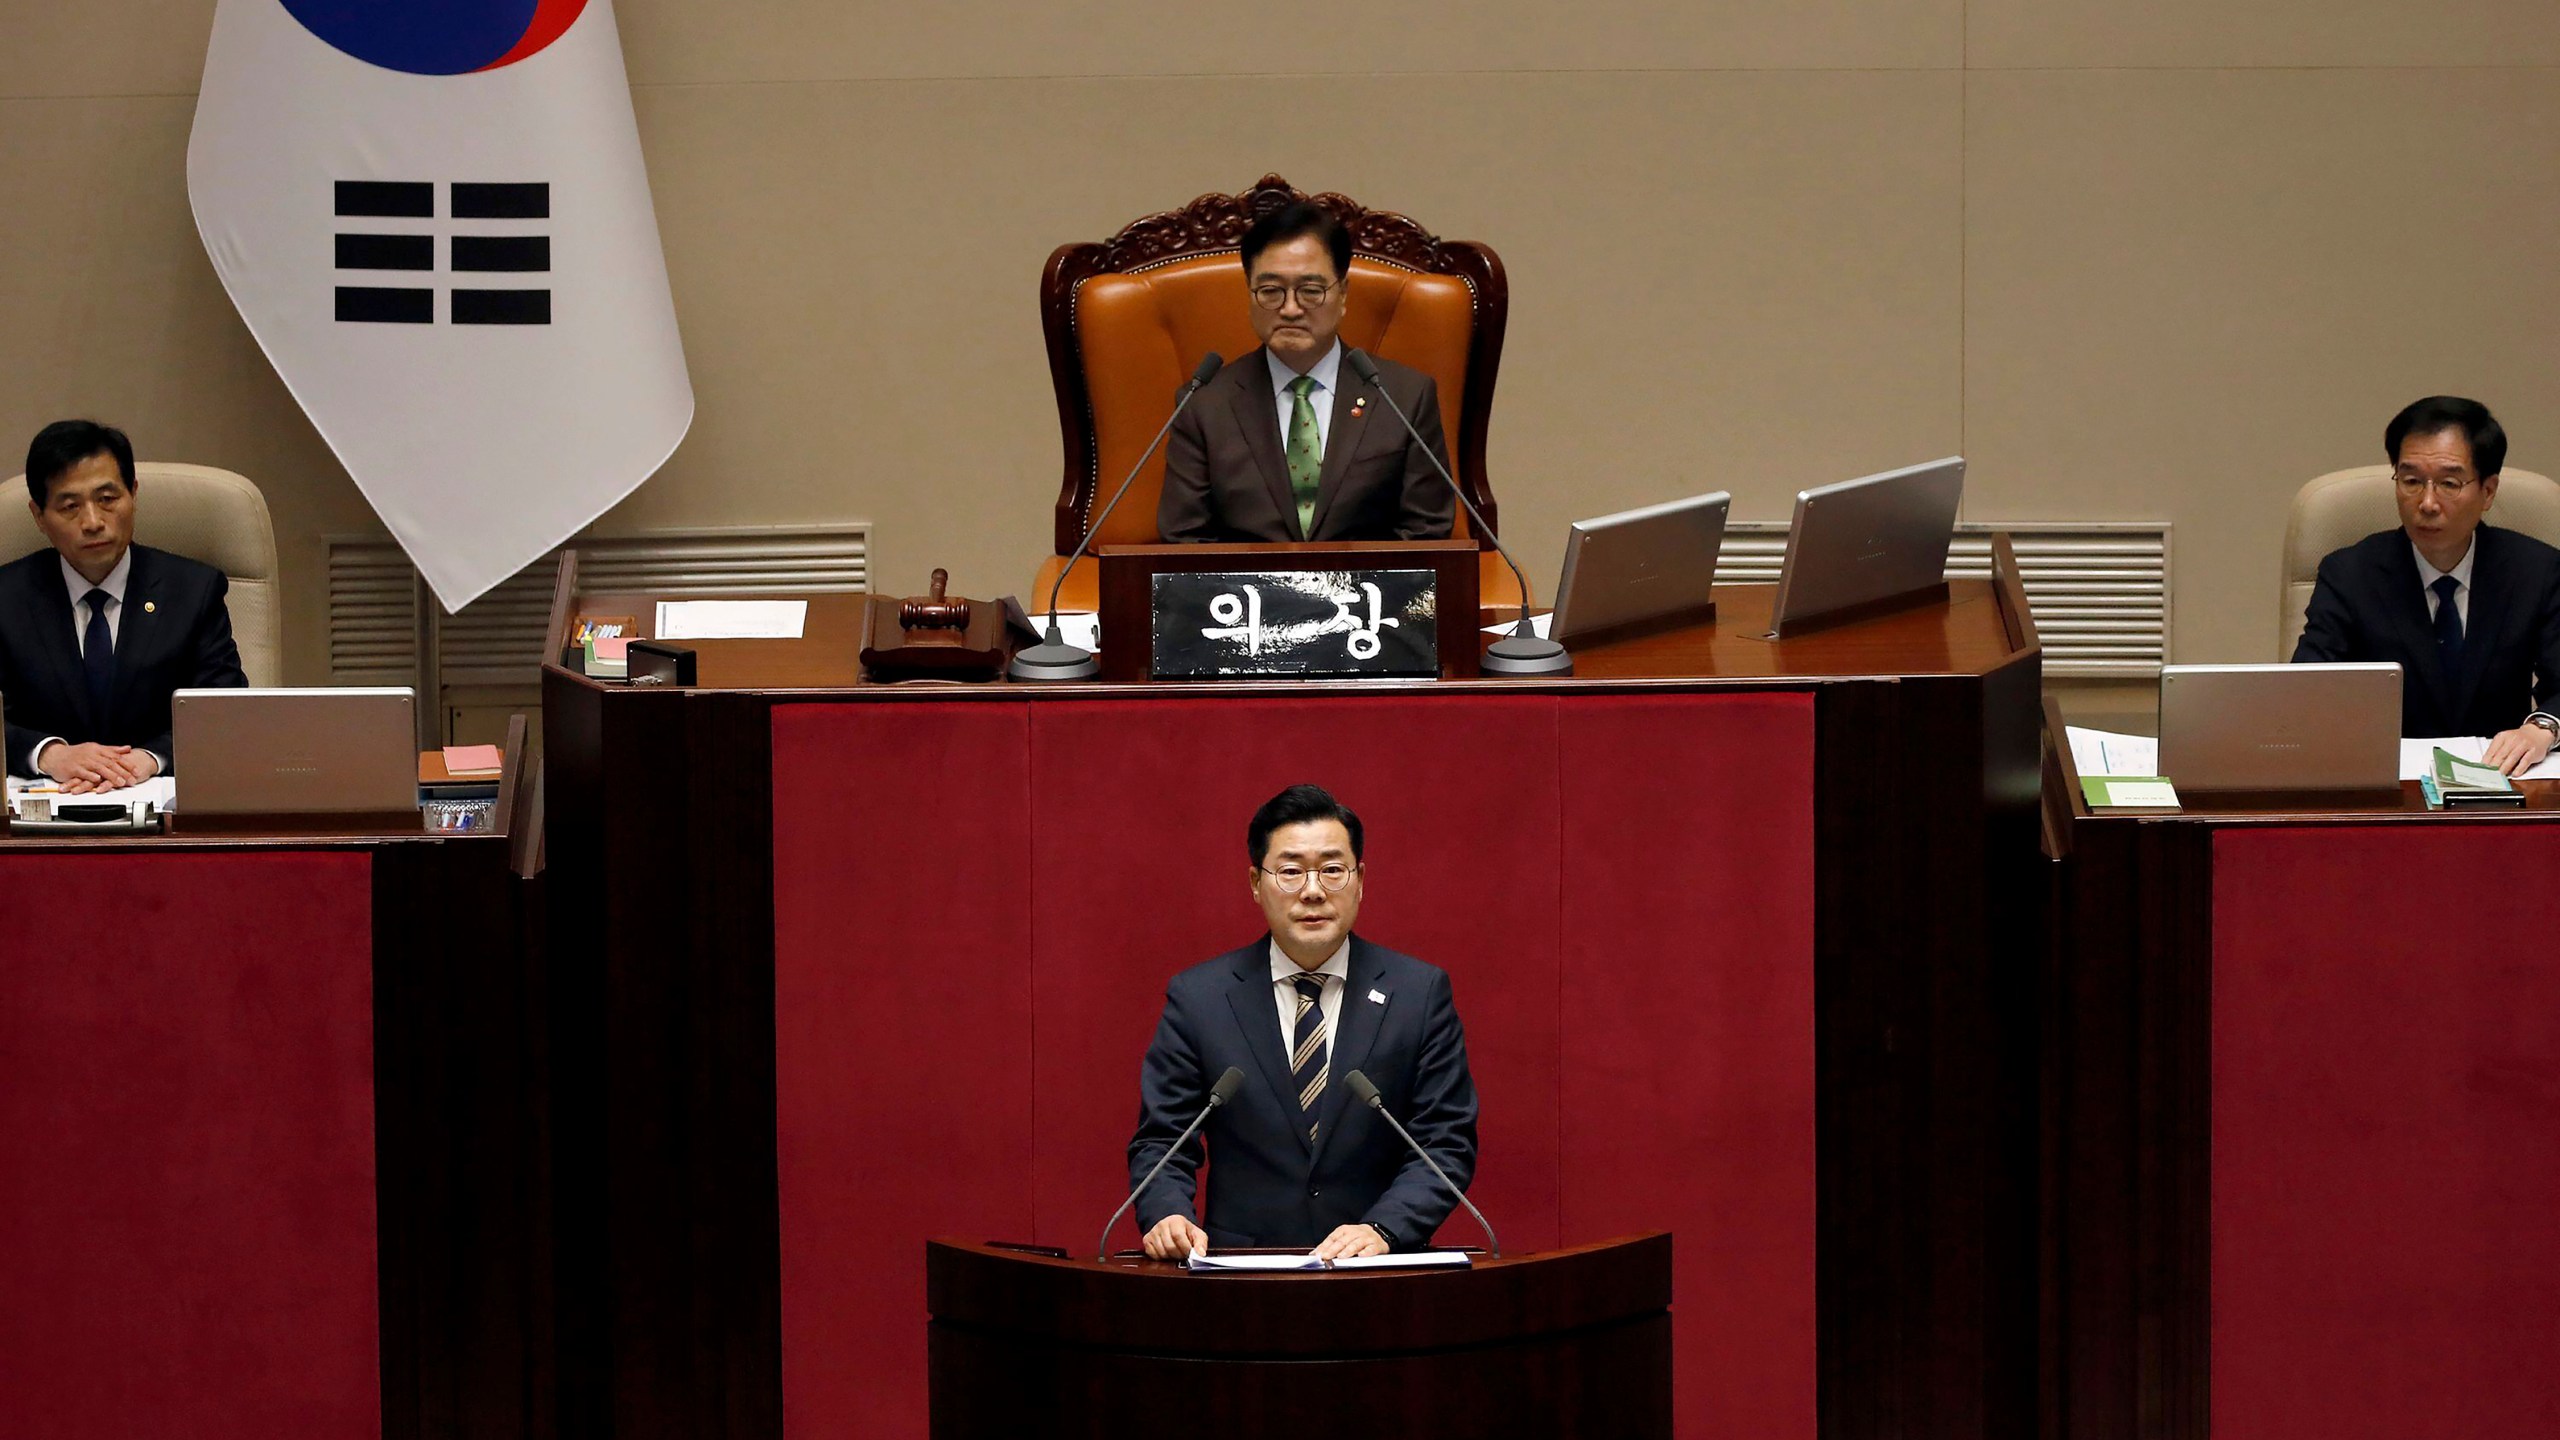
[1,543,249,776]
[2292,524,2560,736]
[1129,935,1479,1251]
[1156,346,1458,544]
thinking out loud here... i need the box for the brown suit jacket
[1155,346,1457,543]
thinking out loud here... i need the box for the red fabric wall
[771,692,1816,1439]
[2212,825,2560,1439]
[0,850,380,1440]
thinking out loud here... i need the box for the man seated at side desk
[2293,396,2560,776]
[1155,201,1457,545]
[1,421,248,792]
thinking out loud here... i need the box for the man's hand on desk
[2481,723,2557,777]
[39,741,158,793]
[1141,1214,1210,1261]
[1311,1224,1390,1261]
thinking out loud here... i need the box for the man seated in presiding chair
[2,420,248,791]
[1155,202,1457,545]
[2293,395,2560,774]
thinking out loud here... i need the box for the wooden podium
[925,1235,1672,1438]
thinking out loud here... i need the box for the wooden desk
[542,558,2044,1440]
[2040,700,2560,1440]
[927,1234,1672,1438]
[0,761,549,1440]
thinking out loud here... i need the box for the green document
[2081,775,2180,809]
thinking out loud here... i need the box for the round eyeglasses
[1259,862,1360,892]
[1250,281,1342,311]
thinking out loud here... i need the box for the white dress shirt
[32,549,161,777]
[2412,536,2474,631]
[1266,341,1343,458]
[1268,937,1350,1072]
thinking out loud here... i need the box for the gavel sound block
[859,568,1009,680]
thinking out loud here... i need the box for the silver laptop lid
[1550,490,1731,644]
[172,687,418,815]
[2158,663,2401,792]
[1767,456,1965,636]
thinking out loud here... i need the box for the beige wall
[4,1,2557,685]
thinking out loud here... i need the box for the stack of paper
[1183,1250,1472,1273]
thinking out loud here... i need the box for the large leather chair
[5,461,283,686]
[2279,462,2560,658]
[1037,174,1518,614]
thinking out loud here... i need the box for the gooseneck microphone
[1012,351,1227,681]
[1341,349,1571,677]
[1098,1065,1245,1261]
[1344,1069,1500,1258]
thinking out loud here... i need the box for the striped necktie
[1290,974,1327,1144]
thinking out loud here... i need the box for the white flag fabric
[188,1,692,611]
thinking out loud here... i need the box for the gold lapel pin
[144,601,156,614]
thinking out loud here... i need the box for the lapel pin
[143,601,156,614]
[1351,396,1368,417]
[1367,988,1387,1005]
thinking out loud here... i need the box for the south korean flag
[188,1,693,611]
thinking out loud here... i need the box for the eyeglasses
[1258,863,1360,892]
[1250,280,1342,311]
[2394,471,2479,498]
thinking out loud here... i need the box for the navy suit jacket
[1129,935,1479,1251]
[0,543,248,776]
[2292,525,2560,737]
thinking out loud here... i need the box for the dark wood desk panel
[543,567,2044,1440]
[2041,702,2560,1440]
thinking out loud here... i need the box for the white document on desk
[1041,611,1101,652]
[1184,1249,1472,1272]
[5,775,177,815]
[2065,727,2159,778]
[2402,737,2560,782]
[654,599,807,641]
[1480,613,1553,639]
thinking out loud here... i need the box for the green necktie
[1285,374,1322,538]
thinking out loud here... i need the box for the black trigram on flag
[334,181,553,325]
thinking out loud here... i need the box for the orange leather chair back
[1073,254,1482,546]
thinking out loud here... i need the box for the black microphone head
[1209,1066,1246,1105]
[1344,1070,1383,1108]
[1190,352,1226,387]
[1344,348,1382,385]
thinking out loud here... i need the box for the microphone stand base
[1006,642,1101,682]
[1480,635,1574,677]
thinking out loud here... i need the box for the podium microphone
[1344,1069,1500,1258]
[1012,351,1227,681]
[1342,349,1570,677]
[1098,1065,1245,1260]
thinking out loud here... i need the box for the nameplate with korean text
[1150,569,1439,679]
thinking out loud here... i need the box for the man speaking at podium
[1129,785,1479,1261]
[1155,203,1458,544]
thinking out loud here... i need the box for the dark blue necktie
[81,587,115,721]
[2431,574,2464,671]
[1289,975,1327,1145]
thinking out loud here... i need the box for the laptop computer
[173,687,419,817]
[1550,491,1731,644]
[2157,663,2401,792]
[1766,456,1965,637]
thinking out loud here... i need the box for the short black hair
[1248,784,1364,866]
[1240,201,1353,283]
[2385,396,2506,479]
[25,420,136,506]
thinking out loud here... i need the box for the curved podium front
[925,1233,1673,1437]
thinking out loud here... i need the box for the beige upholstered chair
[2279,464,2560,659]
[5,462,283,685]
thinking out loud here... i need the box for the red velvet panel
[0,850,379,1440]
[1026,697,1565,1258]
[2213,825,2560,1439]
[1560,694,1818,1440]
[771,704,1037,1440]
